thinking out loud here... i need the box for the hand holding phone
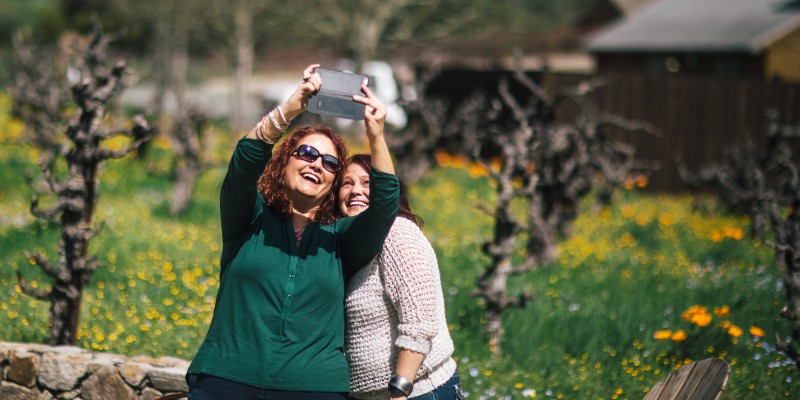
[307,68,371,120]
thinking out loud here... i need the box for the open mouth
[301,172,320,184]
[347,199,368,207]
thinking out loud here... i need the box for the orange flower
[713,305,730,318]
[727,324,743,338]
[653,330,673,340]
[635,175,648,188]
[490,158,503,173]
[671,330,688,342]
[723,226,744,240]
[621,205,634,218]
[749,326,765,337]
[691,313,712,327]
[624,176,635,190]
[434,150,451,166]
[434,150,468,168]
[467,163,489,178]
[682,305,712,327]
[682,306,697,321]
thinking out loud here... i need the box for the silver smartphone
[307,68,370,120]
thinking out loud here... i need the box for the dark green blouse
[187,138,399,392]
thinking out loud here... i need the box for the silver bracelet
[388,375,414,397]
[267,111,288,133]
[255,115,279,144]
[274,105,290,126]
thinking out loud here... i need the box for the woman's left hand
[354,85,386,140]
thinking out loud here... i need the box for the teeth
[349,200,367,207]
[301,173,320,183]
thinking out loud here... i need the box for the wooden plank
[545,74,800,192]
[642,358,730,400]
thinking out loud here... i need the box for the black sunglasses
[292,144,341,173]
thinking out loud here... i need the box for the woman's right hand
[354,84,394,175]
[281,64,322,120]
[354,84,386,141]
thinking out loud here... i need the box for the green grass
[0,115,795,399]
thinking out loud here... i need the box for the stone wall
[0,341,189,400]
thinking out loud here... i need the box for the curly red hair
[258,125,348,224]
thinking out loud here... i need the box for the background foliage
[0,101,795,397]
[1,1,797,399]
[0,0,594,82]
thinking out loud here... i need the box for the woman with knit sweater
[339,154,462,400]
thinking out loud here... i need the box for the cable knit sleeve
[380,218,439,355]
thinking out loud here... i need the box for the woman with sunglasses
[185,64,399,400]
[340,155,461,400]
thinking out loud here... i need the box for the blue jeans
[409,372,463,400]
[187,373,350,400]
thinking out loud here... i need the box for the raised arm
[246,64,322,142]
[354,85,395,175]
[339,87,399,274]
[222,64,323,241]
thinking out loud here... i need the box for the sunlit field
[0,98,795,398]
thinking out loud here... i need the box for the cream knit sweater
[345,217,457,400]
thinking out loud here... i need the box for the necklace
[294,226,305,243]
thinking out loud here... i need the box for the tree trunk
[171,4,189,113]
[780,204,800,322]
[232,3,254,133]
[15,25,155,345]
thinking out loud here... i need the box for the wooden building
[586,0,800,83]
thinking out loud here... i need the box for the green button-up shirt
[187,138,399,392]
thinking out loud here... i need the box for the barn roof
[587,0,800,53]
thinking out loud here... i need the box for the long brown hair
[258,125,348,224]
[346,154,423,227]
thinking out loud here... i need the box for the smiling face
[338,163,370,217]
[284,133,339,212]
